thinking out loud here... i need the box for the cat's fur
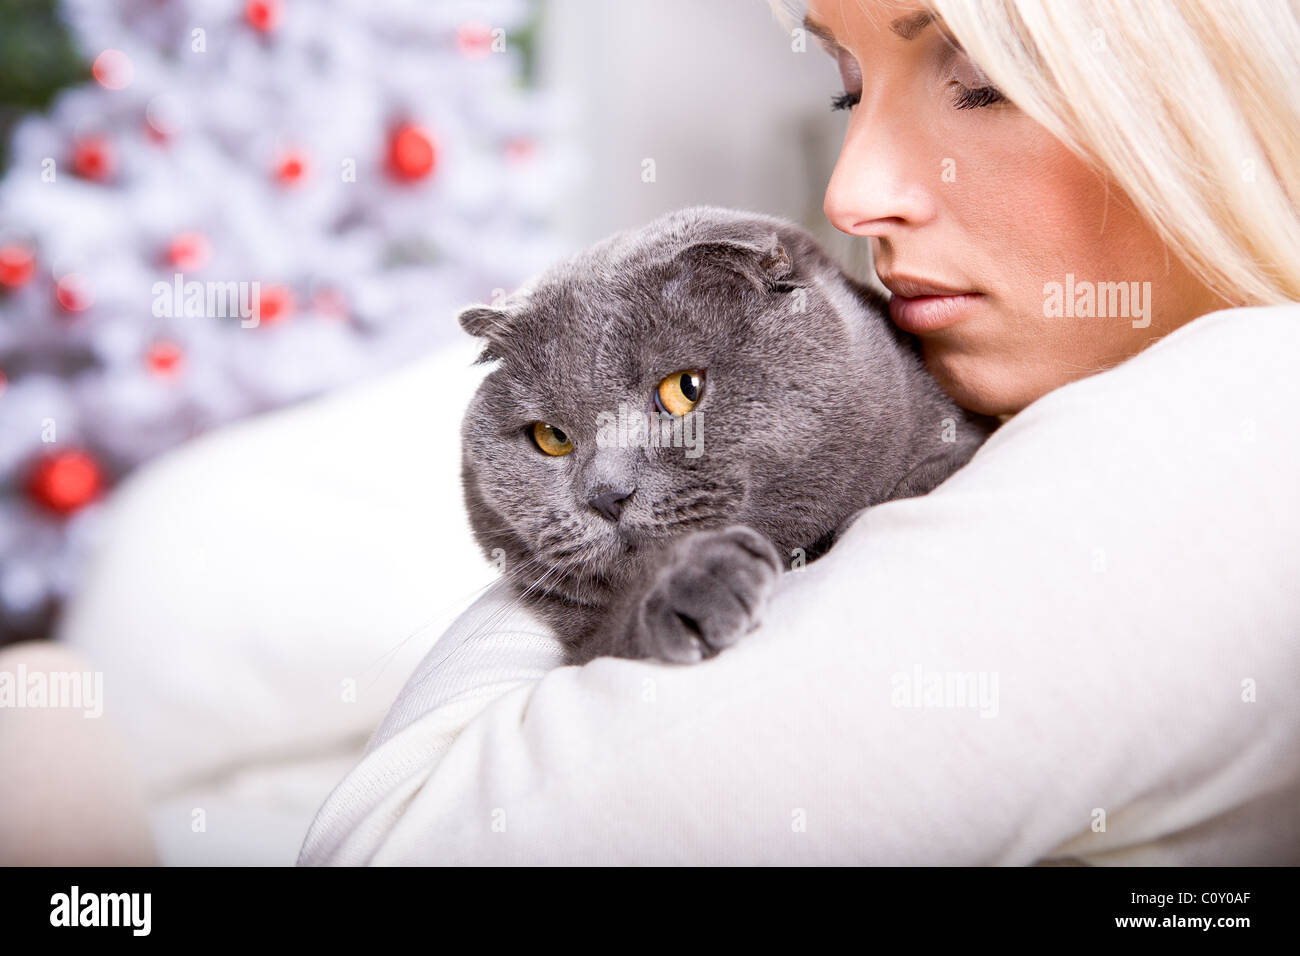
[458,206,996,665]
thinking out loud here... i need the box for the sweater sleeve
[298,304,1300,866]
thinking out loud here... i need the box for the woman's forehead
[804,0,943,46]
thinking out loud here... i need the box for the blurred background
[0,0,860,646]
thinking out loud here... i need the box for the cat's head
[458,206,956,592]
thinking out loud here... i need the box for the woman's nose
[823,118,937,238]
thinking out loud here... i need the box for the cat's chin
[597,533,640,559]
[602,528,651,565]
[613,526,675,554]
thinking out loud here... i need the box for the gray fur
[458,206,997,665]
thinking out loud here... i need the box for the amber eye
[655,369,705,416]
[532,421,573,456]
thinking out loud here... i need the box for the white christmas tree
[0,0,573,641]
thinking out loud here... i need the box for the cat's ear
[458,304,510,338]
[754,232,795,287]
[457,304,512,364]
[678,232,800,294]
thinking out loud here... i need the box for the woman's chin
[918,341,1045,418]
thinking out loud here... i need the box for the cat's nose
[588,487,634,522]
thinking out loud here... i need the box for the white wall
[537,0,873,279]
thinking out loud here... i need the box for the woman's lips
[887,291,983,334]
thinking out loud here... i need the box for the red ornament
[275,149,308,185]
[256,285,294,325]
[505,137,536,164]
[310,287,348,320]
[165,231,211,271]
[245,0,282,33]
[55,274,92,312]
[145,340,185,379]
[387,123,438,182]
[456,22,494,59]
[0,244,35,288]
[145,95,181,144]
[92,49,134,90]
[71,135,116,182]
[26,450,104,515]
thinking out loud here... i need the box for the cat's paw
[628,525,783,663]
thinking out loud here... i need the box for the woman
[299,0,1300,864]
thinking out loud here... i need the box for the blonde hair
[771,0,1300,306]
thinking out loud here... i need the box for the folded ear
[458,304,509,337]
[675,231,800,294]
[456,304,513,363]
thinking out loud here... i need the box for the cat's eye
[532,421,573,456]
[655,369,705,416]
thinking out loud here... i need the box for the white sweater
[298,304,1300,865]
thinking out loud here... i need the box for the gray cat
[458,206,996,665]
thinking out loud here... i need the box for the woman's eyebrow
[801,15,845,53]
[889,12,935,40]
[802,11,936,47]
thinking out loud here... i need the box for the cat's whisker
[455,561,579,647]
[352,570,522,687]
[466,525,521,537]
[353,542,586,684]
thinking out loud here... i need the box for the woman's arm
[299,305,1300,865]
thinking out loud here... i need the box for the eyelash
[830,91,859,111]
[952,85,1006,109]
[829,84,1007,112]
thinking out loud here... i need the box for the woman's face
[808,0,1227,415]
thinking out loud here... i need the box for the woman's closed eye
[943,46,1007,110]
[950,83,1006,110]
[829,72,1007,112]
[830,90,860,111]
[824,25,1007,113]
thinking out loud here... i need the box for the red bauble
[456,22,494,59]
[92,49,134,90]
[310,287,348,320]
[0,244,35,288]
[505,137,536,164]
[387,123,437,182]
[145,94,181,144]
[144,118,169,145]
[245,0,282,32]
[257,284,294,325]
[145,340,185,378]
[275,149,308,185]
[71,135,116,182]
[165,231,211,271]
[55,274,92,312]
[27,450,104,515]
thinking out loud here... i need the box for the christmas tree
[0,0,570,643]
